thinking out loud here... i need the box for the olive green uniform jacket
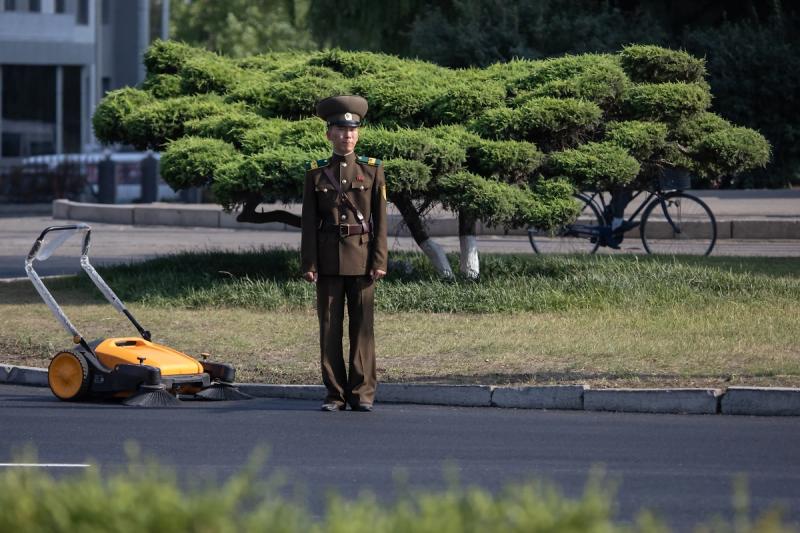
[301,152,388,275]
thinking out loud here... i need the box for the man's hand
[303,271,317,283]
[370,269,386,281]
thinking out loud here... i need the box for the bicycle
[528,173,717,256]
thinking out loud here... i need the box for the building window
[29,0,40,12]
[4,0,16,12]
[55,0,65,13]
[2,65,57,157]
[101,76,111,96]
[102,0,110,24]
[63,66,82,153]
[77,0,88,24]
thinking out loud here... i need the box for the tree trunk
[393,193,453,279]
[458,211,479,280]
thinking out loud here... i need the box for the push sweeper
[25,224,250,406]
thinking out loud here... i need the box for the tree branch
[236,201,301,227]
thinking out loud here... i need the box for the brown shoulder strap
[322,167,369,233]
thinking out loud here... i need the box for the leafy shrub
[161,137,242,189]
[92,88,154,145]
[350,74,438,127]
[692,126,771,181]
[426,76,507,124]
[437,172,575,229]
[141,74,184,98]
[123,96,233,150]
[604,121,668,161]
[547,142,640,188]
[142,39,200,76]
[619,44,707,84]
[183,110,270,147]
[471,97,602,148]
[528,64,629,108]
[358,127,466,175]
[383,158,433,194]
[466,139,543,183]
[211,145,308,208]
[177,53,247,95]
[622,82,711,122]
[267,73,352,119]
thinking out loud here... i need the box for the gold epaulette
[357,155,382,167]
[305,158,329,171]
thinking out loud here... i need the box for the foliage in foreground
[0,451,794,533]
[43,251,800,313]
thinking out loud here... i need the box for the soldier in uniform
[301,95,388,412]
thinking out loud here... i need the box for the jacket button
[341,214,347,220]
[341,179,347,184]
[341,162,347,167]
[360,185,364,190]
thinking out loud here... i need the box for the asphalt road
[1,384,798,530]
[1,215,799,279]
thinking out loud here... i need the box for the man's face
[326,125,359,155]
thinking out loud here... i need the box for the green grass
[16,250,800,312]
[0,450,794,533]
[1,251,798,388]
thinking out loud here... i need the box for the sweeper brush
[26,224,251,406]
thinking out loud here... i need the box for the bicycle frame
[578,190,685,240]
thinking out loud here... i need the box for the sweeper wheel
[48,351,90,401]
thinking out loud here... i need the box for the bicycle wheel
[528,193,603,254]
[640,192,717,256]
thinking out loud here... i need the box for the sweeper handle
[25,225,152,346]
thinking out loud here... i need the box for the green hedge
[211,145,308,208]
[604,120,668,161]
[183,110,270,148]
[161,137,242,190]
[91,42,773,228]
[471,97,602,146]
[383,158,434,195]
[124,95,234,150]
[692,126,771,180]
[436,171,575,229]
[619,45,707,84]
[622,82,711,122]
[91,88,154,145]
[466,139,543,183]
[547,142,641,188]
[358,127,466,175]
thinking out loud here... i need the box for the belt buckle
[339,224,350,237]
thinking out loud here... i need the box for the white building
[0,0,166,161]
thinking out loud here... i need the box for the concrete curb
[51,199,800,239]
[1,364,48,387]
[379,383,492,406]
[584,388,723,415]
[721,387,800,416]
[491,385,584,410]
[238,384,325,400]
[2,364,798,416]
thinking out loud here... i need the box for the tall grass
[42,250,800,313]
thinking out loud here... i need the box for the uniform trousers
[316,275,377,407]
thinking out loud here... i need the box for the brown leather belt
[319,222,372,237]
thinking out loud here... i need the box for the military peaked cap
[316,95,368,127]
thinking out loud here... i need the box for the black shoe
[352,404,373,412]
[321,402,344,411]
